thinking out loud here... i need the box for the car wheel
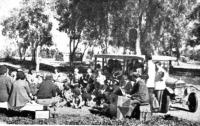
[188,92,198,112]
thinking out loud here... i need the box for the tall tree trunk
[136,0,142,55]
[104,36,108,54]
[69,38,72,67]
[31,47,36,64]
[22,48,27,61]
[36,46,41,72]
[18,47,23,61]
[136,28,142,55]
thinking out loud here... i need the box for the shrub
[40,49,47,58]
[55,52,64,61]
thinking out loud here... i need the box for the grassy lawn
[0,111,199,125]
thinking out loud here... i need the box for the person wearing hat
[36,73,60,106]
[0,65,12,103]
[125,74,149,117]
[121,75,135,95]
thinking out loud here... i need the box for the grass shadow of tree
[0,108,35,119]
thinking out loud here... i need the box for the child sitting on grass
[71,87,84,109]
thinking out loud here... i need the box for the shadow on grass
[0,108,35,119]
[170,106,190,112]
[89,107,113,118]
[89,105,140,120]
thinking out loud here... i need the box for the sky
[0,0,21,19]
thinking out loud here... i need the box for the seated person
[108,79,123,96]
[102,66,112,78]
[112,68,123,80]
[129,75,149,103]
[95,64,102,72]
[101,74,149,118]
[29,74,44,96]
[95,70,106,90]
[93,70,106,105]
[0,65,12,104]
[81,68,95,106]
[125,74,149,117]
[71,87,83,109]
[121,76,135,95]
[53,68,62,82]
[82,68,95,88]
[10,71,17,82]
[107,59,114,74]
[95,79,123,114]
[70,68,82,88]
[54,73,70,95]
[36,73,60,106]
[8,71,34,110]
[63,85,73,106]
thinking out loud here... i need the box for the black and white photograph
[0,0,200,125]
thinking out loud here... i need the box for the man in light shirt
[146,55,156,111]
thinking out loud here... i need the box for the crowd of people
[0,55,168,118]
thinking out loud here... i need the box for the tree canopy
[1,0,52,62]
[55,0,197,57]
[1,0,199,64]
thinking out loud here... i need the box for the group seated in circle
[0,58,167,118]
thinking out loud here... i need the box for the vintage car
[161,77,199,113]
[152,56,198,113]
[94,54,198,113]
[94,54,145,74]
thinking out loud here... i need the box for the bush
[194,50,200,61]
[55,52,64,61]
[0,48,12,59]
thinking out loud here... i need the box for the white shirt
[146,60,156,88]
[155,66,168,90]
[96,74,106,85]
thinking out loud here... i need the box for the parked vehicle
[94,54,198,113]
[163,77,198,113]
[94,54,145,74]
[152,56,198,113]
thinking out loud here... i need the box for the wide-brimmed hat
[0,65,7,75]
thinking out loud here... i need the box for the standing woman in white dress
[146,55,156,110]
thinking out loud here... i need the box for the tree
[1,0,53,63]
[1,11,29,61]
[188,3,200,46]
[155,0,196,58]
[53,0,121,56]
[55,0,197,58]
